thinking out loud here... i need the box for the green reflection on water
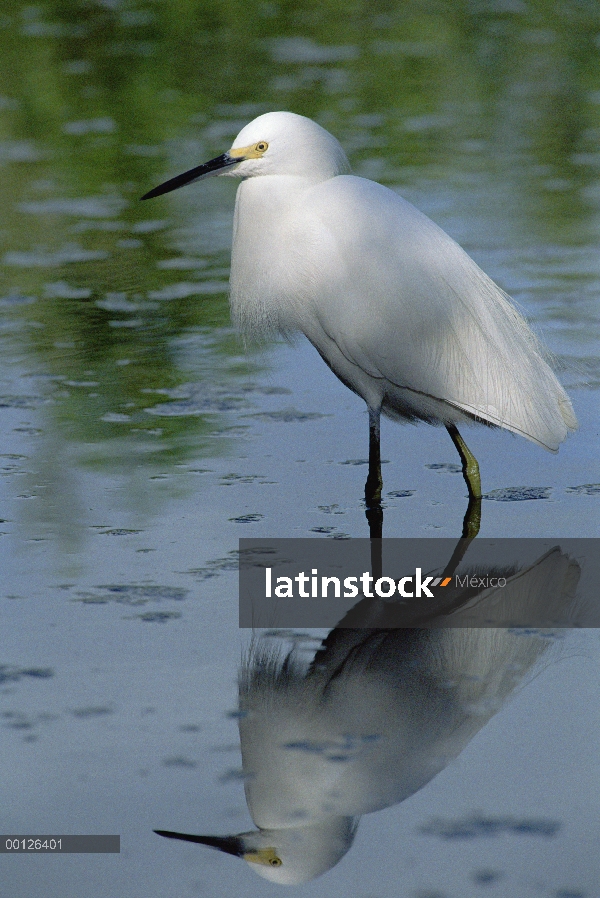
[0,0,599,476]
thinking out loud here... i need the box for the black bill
[141,152,240,200]
[154,830,244,856]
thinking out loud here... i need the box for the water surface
[1,3,599,896]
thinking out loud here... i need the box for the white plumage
[228,112,575,448]
[143,111,577,504]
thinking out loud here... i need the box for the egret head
[141,111,350,199]
[226,111,351,180]
[155,817,357,885]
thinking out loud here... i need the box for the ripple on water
[2,246,108,267]
[70,706,113,719]
[147,281,227,301]
[62,117,116,136]
[425,463,462,474]
[420,813,561,840]
[0,665,54,683]
[483,486,551,501]
[245,408,327,422]
[134,611,182,623]
[44,281,92,299]
[73,584,188,606]
[268,36,359,64]
[0,140,44,162]
[565,483,600,496]
[19,195,126,218]
[0,293,36,307]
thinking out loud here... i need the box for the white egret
[142,112,577,512]
[154,547,580,885]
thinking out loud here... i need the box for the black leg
[364,407,383,553]
[365,408,383,508]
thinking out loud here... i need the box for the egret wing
[299,177,576,450]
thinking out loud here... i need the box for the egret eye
[255,141,268,153]
[269,857,282,867]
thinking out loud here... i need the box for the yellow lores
[229,141,269,160]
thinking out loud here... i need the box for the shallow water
[1,3,599,897]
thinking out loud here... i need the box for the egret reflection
[156,546,580,885]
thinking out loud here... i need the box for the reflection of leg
[461,494,482,539]
[366,504,383,577]
[365,407,383,508]
[446,424,482,499]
